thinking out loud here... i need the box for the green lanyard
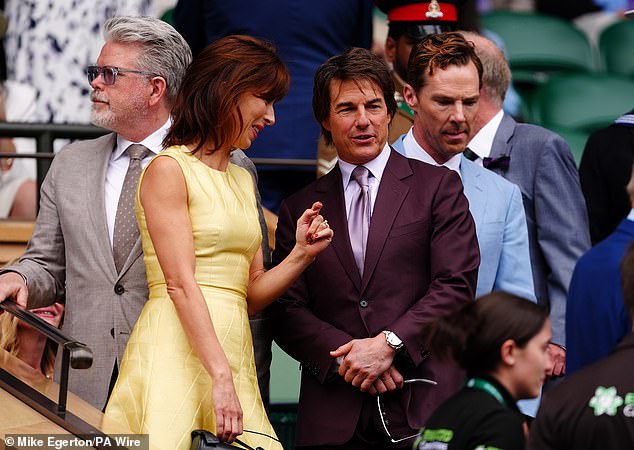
[466,377,507,407]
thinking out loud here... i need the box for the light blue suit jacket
[392,134,535,301]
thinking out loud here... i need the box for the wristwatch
[382,330,403,351]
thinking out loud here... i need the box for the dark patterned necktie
[348,166,371,275]
[113,144,150,273]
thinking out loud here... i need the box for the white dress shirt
[105,119,171,248]
[467,109,505,165]
[338,143,391,219]
[628,208,634,222]
[402,129,462,178]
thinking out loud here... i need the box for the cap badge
[426,0,444,18]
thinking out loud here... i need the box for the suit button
[359,299,368,308]
[114,284,125,295]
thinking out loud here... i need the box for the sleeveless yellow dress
[105,146,282,450]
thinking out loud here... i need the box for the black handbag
[190,430,265,450]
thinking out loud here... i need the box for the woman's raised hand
[295,201,334,258]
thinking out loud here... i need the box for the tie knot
[351,165,370,188]
[127,144,150,162]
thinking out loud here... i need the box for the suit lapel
[460,157,485,226]
[490,114,517,158]
[118,236,144,279]
[316,166,362,289]
[87,134,118,278]
[361,150,411,294]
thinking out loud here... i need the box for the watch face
[386,332,402,347]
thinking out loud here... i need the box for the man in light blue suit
[393,31,535,301]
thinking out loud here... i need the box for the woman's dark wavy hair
[425,292,549,377]
[164,35,290,154]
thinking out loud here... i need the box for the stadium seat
[598,20,634,77]
[482,11,595,85]
[530,73,634,165]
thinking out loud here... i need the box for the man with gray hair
[0,16,193,410]
[462,31,591,378]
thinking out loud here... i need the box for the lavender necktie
[348,165,371,275]
[113,144,150,273]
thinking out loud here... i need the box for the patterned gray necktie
[113,144,150,273]
[348,165,371,275]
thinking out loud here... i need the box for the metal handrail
[0,300,92,414]
[0,301,128,449]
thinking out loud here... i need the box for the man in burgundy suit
[273,47,480,449]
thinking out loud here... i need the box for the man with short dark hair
[273,47,479,449]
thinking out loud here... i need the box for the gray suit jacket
[6,135,271,410]
[488,114,591,345]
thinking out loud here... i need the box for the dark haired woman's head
[164,35,290,154]
[426,292,552,399]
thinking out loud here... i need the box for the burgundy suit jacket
[272,149,479,447]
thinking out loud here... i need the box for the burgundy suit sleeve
[272,199,354,384]
[391,169,480,366]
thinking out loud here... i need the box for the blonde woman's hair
[0,312,57,377]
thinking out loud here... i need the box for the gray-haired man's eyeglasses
[86,65,155,85]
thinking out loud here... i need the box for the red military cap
[376,0,459,39]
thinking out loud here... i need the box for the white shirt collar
[339,142,391,189]
[113,118,172,160]
[467,109,504,160]
[628,208,634,222]
[402,128,462,177]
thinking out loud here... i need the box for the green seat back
[532,74,634,132]
[160,7,174,26]
[599,20,634,77]
[482,11,594,84]
[531,73,634,165]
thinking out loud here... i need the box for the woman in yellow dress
[105,35,333,449]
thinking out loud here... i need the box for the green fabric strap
[466,377,507,407]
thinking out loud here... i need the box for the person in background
[580,108,634,245]
[466,31,591,379]
[4,0,151,125]
[0,5,37,219]
[414,292,552,450]
[105,35,332,449]
[528,241,634,450]
[0,302,64,378]
[380,0,460,143]
[566,164,634,374]
[0,79,37,219]
[173,0,374,212]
